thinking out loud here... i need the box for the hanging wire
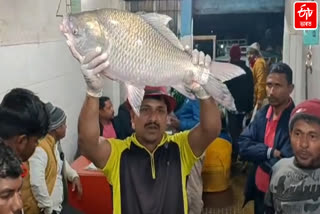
[66,0,71,14]
[304,0,315,99]
[56,0,71,17]
[56,0,63,17]
[306,45,313,74]
[305,45,313,99]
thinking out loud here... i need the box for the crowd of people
[1,42,320,214]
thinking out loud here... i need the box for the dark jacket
[238,101,295,206]
[99,102,134,140]
[226,60,254,113]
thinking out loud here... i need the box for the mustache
[268,96,277,101]
[145,122,160,129]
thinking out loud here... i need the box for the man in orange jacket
[247,42,268,110]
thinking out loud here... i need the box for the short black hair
[0,141,22,178]
[290,114,320,132]
[269,62,293,85]
[0,88,49,139]
[99,96,110,110]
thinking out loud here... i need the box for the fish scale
[61,8,245,113]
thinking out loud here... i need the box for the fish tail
[203,62,245,111]
[203,73,236,111]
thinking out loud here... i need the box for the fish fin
[203,73,237,111]
[126,84,145,116]
[140,13,184,51]
[202,61,245,111]
[209,61,245,82]
[172,85,195,100]
[140,12,172,26]
[200,62,247,111]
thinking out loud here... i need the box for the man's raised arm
[71,46,111,169]
[188,50,221,157]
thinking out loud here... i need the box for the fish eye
[72,28,79,35]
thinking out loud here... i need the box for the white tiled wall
[0,41,84,162]
[81,0,124,11]
[0,0,123,162]
[283,0,320,104]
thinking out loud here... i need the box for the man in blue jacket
[238,62,295,214]
[170,98,200,132]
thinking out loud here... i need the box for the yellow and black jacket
[252,57,267,106]
[102,131,198,214]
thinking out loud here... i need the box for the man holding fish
[73,47,220,214]
[61,8,245,214]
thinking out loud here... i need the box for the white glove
[67,42,110,97]
[43,207,53,214]
[185,49,211,100]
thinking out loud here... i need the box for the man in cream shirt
[22,103,83,214]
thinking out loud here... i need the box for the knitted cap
[45,102,66,132]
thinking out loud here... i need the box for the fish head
[60,12,105,56]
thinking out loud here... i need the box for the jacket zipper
[150,154,156,179]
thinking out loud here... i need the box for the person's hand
[71,177,83,199]
[42,207,53,214]
[66,41,109,97]
[184,49,211,100]
[273,149,282,159]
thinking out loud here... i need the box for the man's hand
[42,207,53,214]
[66,42,109,97]
[273,149,282,159]
[71,177,83,199]
[185,49,211,100]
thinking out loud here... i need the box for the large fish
[60,8,245,114]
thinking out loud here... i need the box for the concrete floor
[202,163,254,214]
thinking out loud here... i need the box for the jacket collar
[266,98,293,121]
[131,133,168,154]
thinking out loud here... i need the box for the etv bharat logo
[294,1,318,30]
